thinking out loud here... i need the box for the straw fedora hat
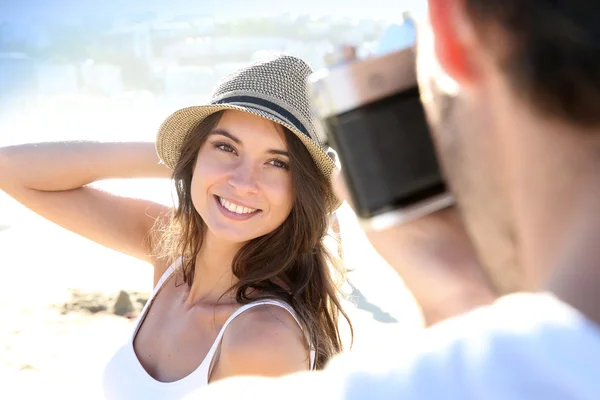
[155,54,340,212]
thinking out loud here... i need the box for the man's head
[415,1,600,293]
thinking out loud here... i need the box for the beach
[0,94,423,399]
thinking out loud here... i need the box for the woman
[0,55,352,398]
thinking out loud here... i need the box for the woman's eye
[268,159,289,170]
[214,142,236,154]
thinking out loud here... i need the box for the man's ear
[427,0,480,87]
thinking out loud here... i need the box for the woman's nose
[228,162,259,195]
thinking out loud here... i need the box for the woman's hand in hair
[331,171,497,326]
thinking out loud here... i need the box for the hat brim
[156,104,341,212]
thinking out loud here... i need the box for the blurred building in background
[0,11,396,102]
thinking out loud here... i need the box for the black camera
[309,46,454,230]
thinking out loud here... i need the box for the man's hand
[332,171,497,326]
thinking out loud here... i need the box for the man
[194,1,600,398]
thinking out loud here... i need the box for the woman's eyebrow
[268,149,290,157]
[210,129,241,144]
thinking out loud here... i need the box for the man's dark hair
[465,1,600,126]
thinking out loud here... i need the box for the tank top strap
[131,257,182,337]
[204,299,315,377]
[153,257,182,294]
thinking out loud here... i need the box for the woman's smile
[215,195,262,221]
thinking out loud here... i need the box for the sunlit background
[0,1,423,398]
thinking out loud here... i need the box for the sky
[1,0,418,23]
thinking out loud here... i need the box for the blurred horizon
[1,1,418,102]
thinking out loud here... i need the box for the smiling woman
[0,54,352,399]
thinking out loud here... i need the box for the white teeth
[218,197,257,214]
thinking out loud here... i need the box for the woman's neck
[184,232,245,309]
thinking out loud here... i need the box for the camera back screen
[326,87,446,219]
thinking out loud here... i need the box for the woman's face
[191,110,294,244]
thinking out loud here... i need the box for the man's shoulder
[328,293,600,399]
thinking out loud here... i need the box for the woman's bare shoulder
[212,304,309,380]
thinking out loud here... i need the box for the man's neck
[545,189,600,326]
[512,114,600,325]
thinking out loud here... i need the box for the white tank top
[102,260,315,400]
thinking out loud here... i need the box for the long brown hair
[157,110,352,369]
